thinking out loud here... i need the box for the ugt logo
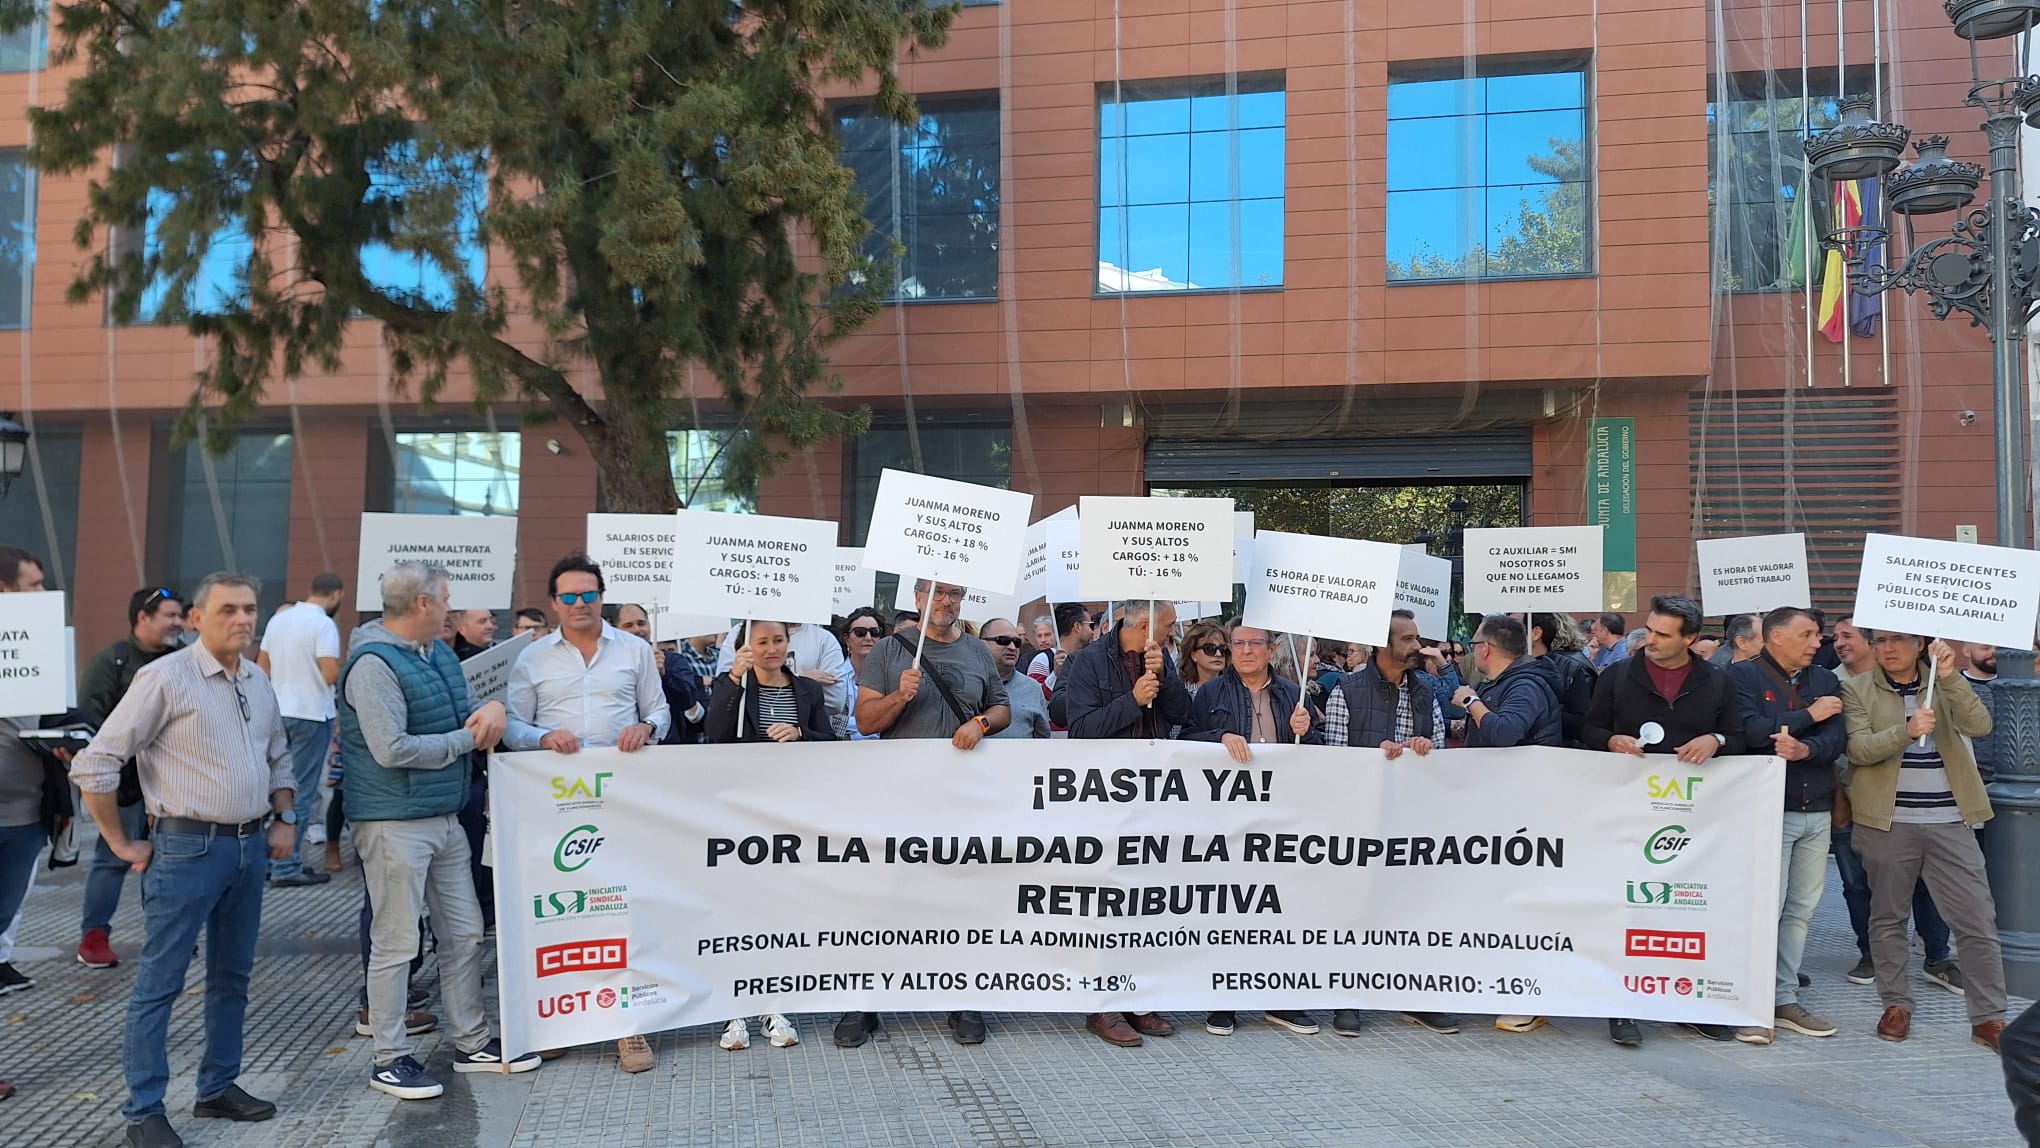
[1646,775,1703,802]
[551,772,613,801]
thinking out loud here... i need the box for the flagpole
[1838,0,1851,389]
[1801,0,1814,389]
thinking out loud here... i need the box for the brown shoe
[536,1049,567,1061]
[617,1034,654,1073]
[1085,1012,1142,1047]
[1974,1021,2007,1051]
[0,1078,13,1101]
[1876,1006,1911,1042]
[1128,1012,1174,1037]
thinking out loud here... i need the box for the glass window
[846,423,1011,546]
[0,3,45,73]
[0,427,80,591]
[1706,72,1870,292]
[392,431,519,516]
[0,149,31,329]
[838,94,1000,301]
[168,432,293,618]
[1099,77,1285,293]
[360,144,488,308]
[1385,65,1590,282]
[136,185,252,321]
[669,429,755,514]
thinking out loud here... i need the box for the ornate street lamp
[1806,0,2040,994]
[0,414,27,500]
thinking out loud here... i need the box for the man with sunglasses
[257,572,346,889]
[980,618,1049,739]
[72,572,299,1147]
[72,586,188,969]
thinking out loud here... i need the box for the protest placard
[1045,519,1082,603]
[1462,525,1605,613]
[0,590,67,717]
[833,548,877,617]
[586,513,696,640]
[1242,530,1402,646]
[862,471,1034,594]
[1078,496,1236,603]
[461,631,533,707]
[357,513,518,611]
[1233,512,1255,584]
[1852,532,2040,648]
[1174,601,1224,621]
[1021,506,1076,605]
[1395,547,1454,642]
[1696,534,1810,617]
[670,509,837,626]
[893,580,1019,625]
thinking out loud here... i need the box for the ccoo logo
[536,938,628,978]
[1644,824,1691,865]
[1625,929,1706,960]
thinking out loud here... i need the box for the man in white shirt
[714,620,850,737]
[257,572,345,887]
[504,554,670,1075]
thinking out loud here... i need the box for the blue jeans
[123,829,266,1123]
[82,801,148,935]
[1833,826,1950,963]
[0,822,45,946]
[269,718,332,879]
[1777,812,1832,1007]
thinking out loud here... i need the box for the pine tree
[10,0,955,511]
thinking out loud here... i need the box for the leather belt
[153,815,267,839]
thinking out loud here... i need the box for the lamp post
[0,413,27,500]
[1809,0,2040,995]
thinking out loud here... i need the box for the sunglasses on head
[849,626,884,638]
[143,587,175,608]
[1195,643,1230,657]
[557,591,601,605]
[987,635,1024,647]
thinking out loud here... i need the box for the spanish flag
[1816,178,1863,343]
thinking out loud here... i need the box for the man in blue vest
[338,561,541,1101]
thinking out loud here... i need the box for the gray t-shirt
[994,670,1051,739]
[861,633,1010,740]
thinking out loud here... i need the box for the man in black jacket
[1450,615,1564,750]
[1727,606,1845,1045]
[1530,613,1597,748]
[1061,600,1188,1047]
[1580,594,1744,1048]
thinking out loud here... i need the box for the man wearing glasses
[505,554,670,1075]
[72,586,187,970]
[72,572,300,1148]
[980,618,1049,739]
[257,572,346,889]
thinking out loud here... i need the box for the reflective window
[392,431,519,516]
[846,423,1010,546]
[137,184,252,321]
[1707,73,1869,292]
[1098,76,1285,293]
[360,144,488,308]
[669,429,755,514]
[0,149,31,329]
[0,426,80,590]
[1386,66,1590,281]
[168,432,293,618]
[0,3,45,73]
[838,94,1000,301]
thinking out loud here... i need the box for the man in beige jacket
[1842,630,2004,1051]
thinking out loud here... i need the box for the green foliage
[1386,137,1587,282]
[9,0,955,510]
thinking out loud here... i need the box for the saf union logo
[536,938,628,978]
[1624,929,1706,960]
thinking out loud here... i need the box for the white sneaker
[764,1013,799,1048]
[719,1019,750,1050]
[304,824,327,847]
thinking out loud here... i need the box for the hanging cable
[14,22,69,595]
[1801,0,1814,389]
[1838,0,1852,389]
[994,0,1040,501]
[1875,0,1890,388]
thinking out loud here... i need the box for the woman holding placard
[703,621,833,1051]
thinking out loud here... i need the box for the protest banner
[492,740,1783,1055]
[1695,534,1810,618]
[1242,530,1402,648]
[1174,601,1223,621]
[462,632,534,707]
[833,548,877,617]
[357,513,519,611]
[1022,507,1076,607]
[893,579,1019,626]
[1395,547,1453,642]
[1045,519,1082,604]
[0,590,67,717]
[1462,526,1605,613]
[1078,496,1236,605]
[1853,532,2040,648]
[862,470,1034,595]
[669,509,837,627]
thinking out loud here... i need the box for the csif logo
[1625,928,1706,960]
[1644,824,1691,865]
[553,825,606,873]
[536,938,628,978]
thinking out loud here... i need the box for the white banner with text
[492,742,1783,1054]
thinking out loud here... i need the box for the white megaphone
[1638,721,1666,749]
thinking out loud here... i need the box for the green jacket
[1842,664,1992,831]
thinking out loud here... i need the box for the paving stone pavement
[0,836,2022,1148]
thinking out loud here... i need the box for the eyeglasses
[1471,640,1491,651]
[986,635,1024,647]
[143,587,175,608]
[849,626,884,638]
[556,591,601,605]
[232,683,250,723]
[1230,638,1270,651]
[925,587,966,602]
[1195,643,1230,657]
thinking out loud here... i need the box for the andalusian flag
[1817,178,1864,343]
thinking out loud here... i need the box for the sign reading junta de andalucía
[1589,417,1637,611]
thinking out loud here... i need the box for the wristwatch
[274,809,297,826]
[975,715,992,734]
[1711,733,1727,746]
